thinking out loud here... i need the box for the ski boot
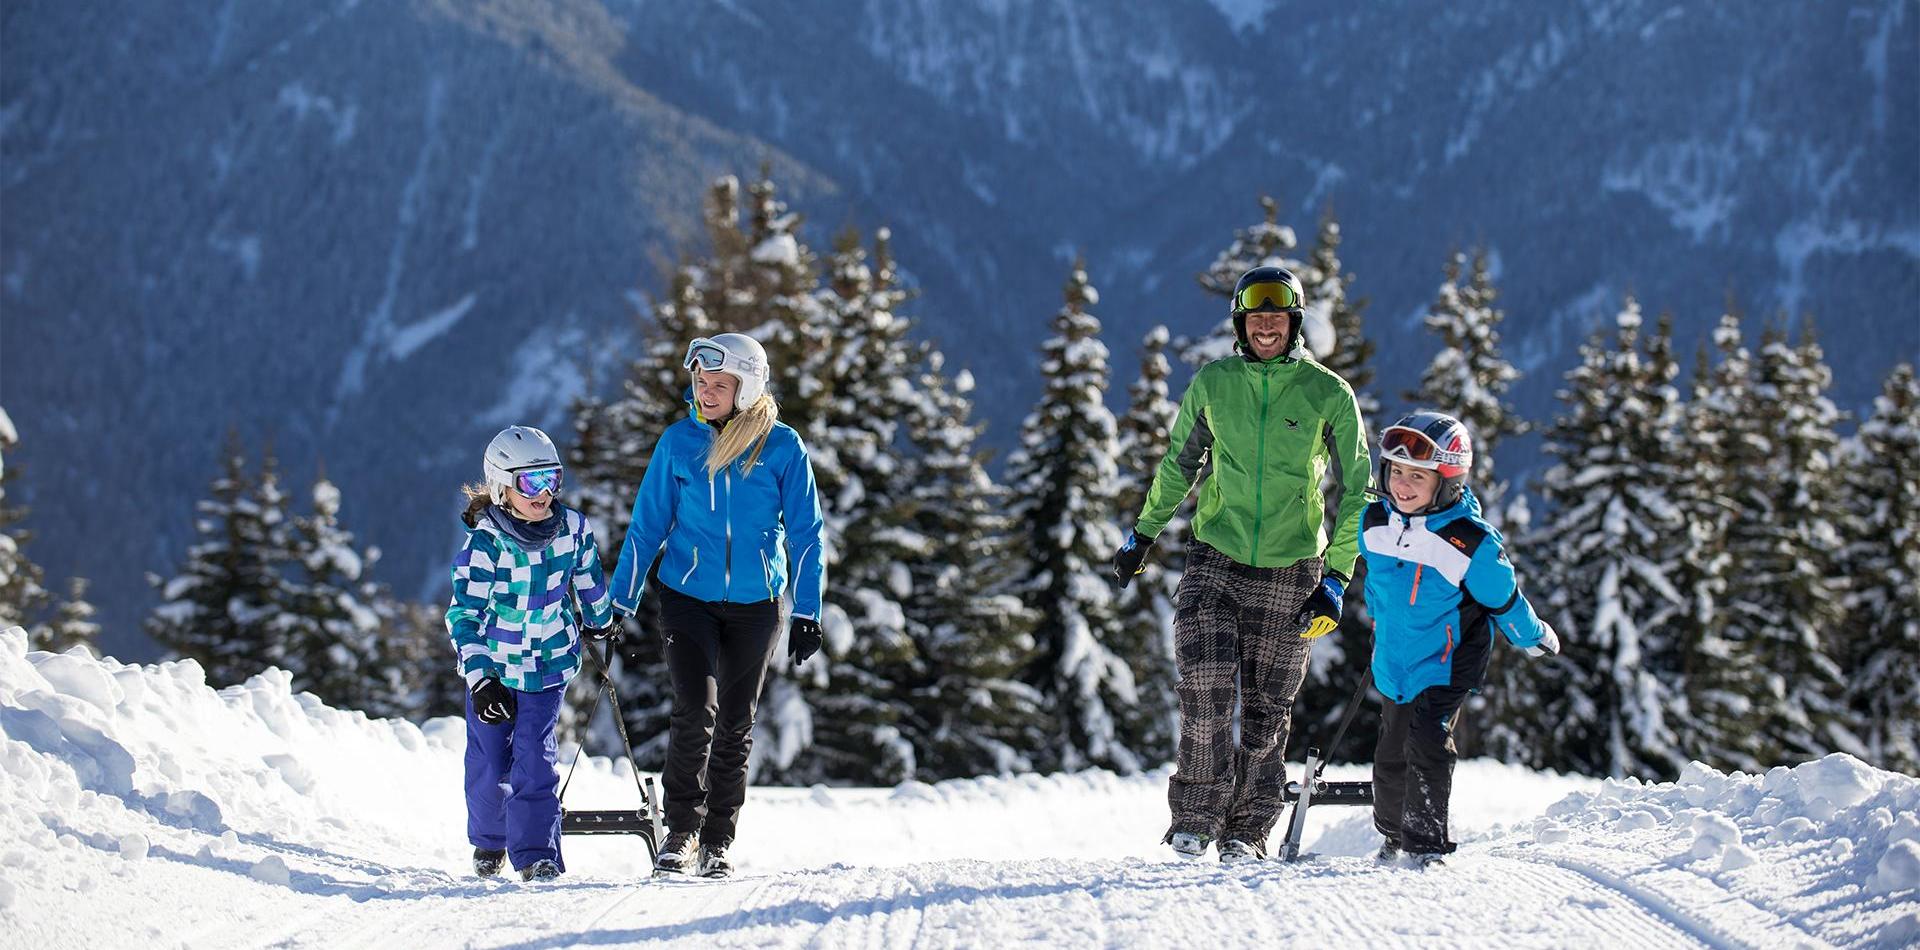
[1218,839,1265,864]
[519,859,561,882]
[654,831,699,876]
[473,848,507,878]
[1408,852,1447,870]
[1374,840,1402,865]
[697,843,733,879]
[1166,831,1212,861]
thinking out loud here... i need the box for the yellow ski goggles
[1233,280,1303,314]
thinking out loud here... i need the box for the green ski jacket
[1135,352,1370,576]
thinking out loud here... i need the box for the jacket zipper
[1409,564,1423,604]
[1251,367,1271,567]
[724,468,734,597]
[1442,623,1454,663]
[761,549,775,601]
[681,547,699,585]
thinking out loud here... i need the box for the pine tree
[1731,322,1860,761]
[147,434,296,688]
[281,473,393,714]
[1007,258,1149,773]
[1840,362,1920,773]
[1409,249,1527,517]
[1517,300,1690,778]
[1671,309,1772,772]
[1300,209,1378,415]
[1113,326,1181,761]
[39,578,101,655]
[897,357,1046,777]
[375,597,466,721]
[0,406,52,635]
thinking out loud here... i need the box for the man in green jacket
[1113,265,1371,863]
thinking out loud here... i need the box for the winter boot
[697,842,733,879]
[1374,841,1402,865]
[1167,831,1212,861]
[654,831,699,876]
[519,859,561,882]
[1218,839,1265,864]
[1408,851,1447,870]
[473,848,507,878]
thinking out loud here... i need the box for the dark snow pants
[659,586,782,848]
[1372,684,1472,855]
[1166,542,1319,846]
[464,683,566,871]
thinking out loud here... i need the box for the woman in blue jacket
[1352,410,1559,869]
[609,332,826,879]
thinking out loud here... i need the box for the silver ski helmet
[482,425,562,497]
[1379,410,1474,511]
[1230,265,1306,357]
[683,332,771,413]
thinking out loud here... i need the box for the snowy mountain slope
[4,0,1916,664]
[4,626,1915,949]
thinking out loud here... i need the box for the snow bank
[2,625,1913,949]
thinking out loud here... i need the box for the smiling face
[693,369,740,420]
[1243,311,1295,360]
[1387,461,1440,512]
[505,483,553,521]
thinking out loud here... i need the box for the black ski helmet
[1378,410,1475,512]
[1230,265,1307,359]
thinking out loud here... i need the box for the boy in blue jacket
[1343,410,1559,869]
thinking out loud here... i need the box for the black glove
[470,677,516,725]
[788,616,823,666]
[1111,529,1156,588]
[1298,570,1348,640]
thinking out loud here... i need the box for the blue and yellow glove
[1299,571,1348,640]
[1111,529,1156,589]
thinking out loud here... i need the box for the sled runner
[558,637,665,860]
[1279,668,1377,862]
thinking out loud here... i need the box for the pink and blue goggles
[511,466,563,499]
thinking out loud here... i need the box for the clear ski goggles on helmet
[1233,280,1303,314]
[510,466,563,499]
[1379,426,1466,470]
[683,337,767,378]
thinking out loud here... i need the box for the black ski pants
[1372,684,1471,855]
[658,586,782,847]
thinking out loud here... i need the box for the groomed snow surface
[1,626,1914,949]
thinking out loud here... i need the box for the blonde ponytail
[707,393,778,478]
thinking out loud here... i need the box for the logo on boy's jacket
[1447,536,1469,552]
[1285,418,1300,430]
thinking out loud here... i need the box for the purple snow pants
[464,684,566,872]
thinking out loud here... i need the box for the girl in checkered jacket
[446,425,615,883]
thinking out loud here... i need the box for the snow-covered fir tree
[147,436,296,688]
[0,406,53,636]
[1839,362,1920,773]
[792,225,933,785]
[897,357,1046,778]
[1511,300,1690,778]
[1007,259,1150,773]
[1409,248,1527,518]
[1186,195,1311,367]
[1668,309,1772,773]
[39,578,100,655]
[1300,209,1378,417]
[280,474,394,715]
[1729,323,1861,762]
[1113,326,1181,758]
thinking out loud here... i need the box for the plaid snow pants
[1165,541,1320,846]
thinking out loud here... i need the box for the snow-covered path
[3,628,1915,949]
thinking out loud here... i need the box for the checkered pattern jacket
[445,505,614,691]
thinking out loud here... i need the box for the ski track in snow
[3,627,1915,950]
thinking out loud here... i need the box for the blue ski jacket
[610,402,826,619]
[1359,487,1548,704]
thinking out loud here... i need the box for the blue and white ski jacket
[446,505,614,692]
[610,404,826,619]
[1358,487,1548,704]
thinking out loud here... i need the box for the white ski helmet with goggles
[483,425,563,500]
[683,333,771,413]
[1378,410,1474,511]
